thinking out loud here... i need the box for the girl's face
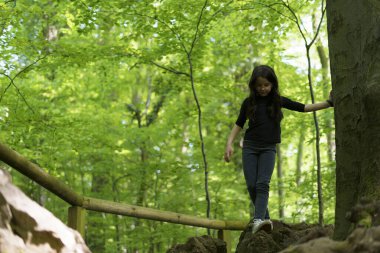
[255,77,273,97]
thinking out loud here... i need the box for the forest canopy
[0,0,335,252]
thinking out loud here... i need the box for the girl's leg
[254,148,276,220]
[242,146,259,209]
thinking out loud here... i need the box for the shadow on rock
[0,168,91,253]
[167,235,226,253]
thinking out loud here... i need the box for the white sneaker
[251,219,273,234]
[265,219,273,231]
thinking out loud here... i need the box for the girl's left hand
[224,145,233,162]
[328,90,334,107]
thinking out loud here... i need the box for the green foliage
[1,0,334,252]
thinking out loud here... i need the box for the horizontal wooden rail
[83,197,245,230]
[0,142,83,206]
[0,142,246,231]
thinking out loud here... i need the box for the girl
[224,65,333,234]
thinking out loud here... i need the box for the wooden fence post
[68,206,86,237]
[218,229,231,253]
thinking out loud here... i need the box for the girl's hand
[328,90,334,106]
[224,145,233,162]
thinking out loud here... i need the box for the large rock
[280,226,380,253]
[237,217,380,253]
[236,220,333,253]
[167,235,227,253]
[0,168,91,253]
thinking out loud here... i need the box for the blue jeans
[242,141,276,220]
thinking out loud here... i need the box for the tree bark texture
[326,0,380,240]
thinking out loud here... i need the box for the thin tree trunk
[136,146,148,207]
[279,0,326,226]
[188,53,211,234]
[188,1,211,233]
[306,48,324,226]
[276,144,284,219]
[148,0,213,230]
[296,125,305,186]
[313,14,334,163]
[317,43,334,163]
[111,175,122,253]
[89,168,108,252]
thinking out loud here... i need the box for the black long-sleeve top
[236,96,305,145]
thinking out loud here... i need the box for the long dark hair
[246,65,283,121]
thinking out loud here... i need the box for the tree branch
[198,0,235,40]
[189,0,208,55]
[0,74,35,113]
[13,54,48,80]
[233,3,296,24]
[0,55,48,113]
[130,12,189,55]
[0,75,12,103]
[4,0,16,5]
[147,95,166,126]
[150,61,190,77]
[280,0,308,45]
[308,0,326,47]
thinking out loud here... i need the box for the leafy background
[0,0,334,252]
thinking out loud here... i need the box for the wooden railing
[0,142,246,252]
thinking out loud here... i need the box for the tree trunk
[276,144,284,219]
[89,169,109,252]
[296,124,305,186]
[136,146,148,207]
[326,0,380,240]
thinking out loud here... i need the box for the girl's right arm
[224,124,242,162]
[304,90,334,112]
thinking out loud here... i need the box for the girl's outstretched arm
[304,101,332,112]
[224,124,242,162]
[304,90,333,112]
